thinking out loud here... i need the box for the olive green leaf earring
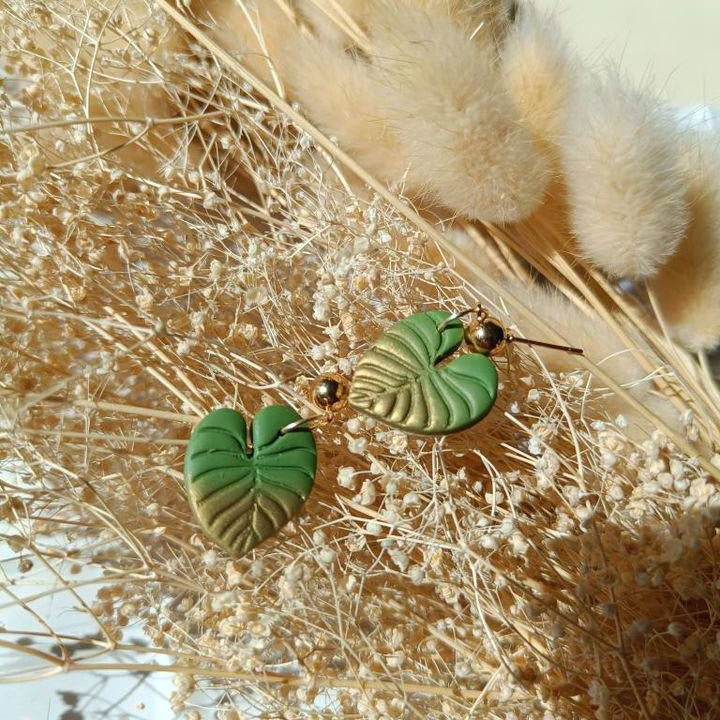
[184,406,317,557]
[347,309,498,435]
[183,304,582,557]
[347,305,582,435]
[183,377,349,557]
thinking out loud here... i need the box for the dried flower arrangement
[1,1,720,719]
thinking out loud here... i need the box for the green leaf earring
[183,304,582,557]
[184,406,317,557]
[183,377,349,557]
[347,306,582,435]
[347,310,498,435]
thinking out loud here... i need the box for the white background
[535,0,720,106]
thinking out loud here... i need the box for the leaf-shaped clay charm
[184,406,316,557]
[348,310,498,435]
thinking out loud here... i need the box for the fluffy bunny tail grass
[560,70,690,278]
[367,0,550,222]
[650,134,720,351]
[501,2,576,150]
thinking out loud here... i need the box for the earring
[347,306,582,435]
[183,305,581,557]
[183,378,349,557]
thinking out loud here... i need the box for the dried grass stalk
[1,2,719,719]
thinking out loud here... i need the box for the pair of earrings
[183,306,582,557]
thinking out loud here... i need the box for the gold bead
[311,373,350,412]
[465,318,506,355]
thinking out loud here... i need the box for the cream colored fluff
[561,71,690,278]
[650,134,720,351]
[501,3,575,149]
[197,0,549,223]
[366,1,549,221]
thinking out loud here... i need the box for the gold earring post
[507,335,584,355]
[444,303,585,356]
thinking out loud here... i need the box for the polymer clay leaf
[348,310,498,434]
[184,406,316,557]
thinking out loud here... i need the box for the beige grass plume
[560,70,690,278]
[366,0,549,222]
[650,133,720,351]
[500,2,575,150]
[199,0,550,222]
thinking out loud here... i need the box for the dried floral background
[2,1,720,719]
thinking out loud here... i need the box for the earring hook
[279,413,326,435]
[437,303,484,332]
